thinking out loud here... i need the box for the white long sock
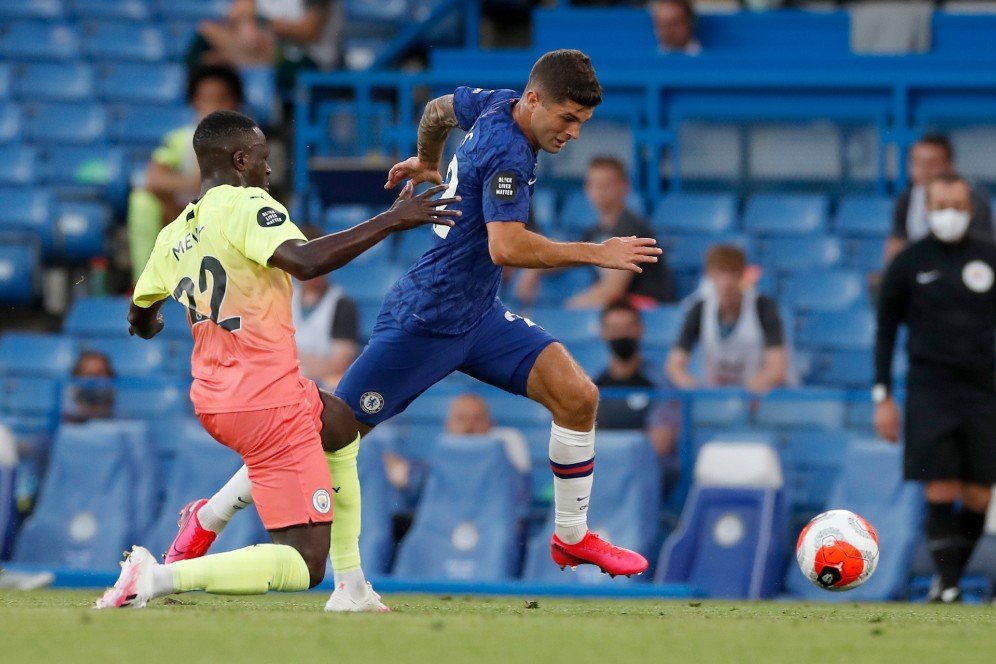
[548,423,595,545]
[198,465,253,533]
[334,567,369,600]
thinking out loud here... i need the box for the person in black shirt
[594,300,680,458]
[874,172,996,603]
[884,134,993,267]
[516,157,674,308]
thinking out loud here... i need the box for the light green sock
[327,435,362,574]
[169,544,310,595]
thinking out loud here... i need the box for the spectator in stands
[381,394,531,493]
[64,351,115,423]
[649,0,702,55]
[884,134,993,266]
[291,271,360,389]
[516,157,674,308]
[666,245,791,392]
[192,0,342,91]
[127,66,244,282]
[595,300,681,459]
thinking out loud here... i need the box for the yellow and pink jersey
[132,184,308,414]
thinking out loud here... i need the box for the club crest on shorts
[963,260,994,293]
[360,391,385,414]
[312,489,331,514]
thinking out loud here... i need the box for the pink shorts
[198,377,331,530]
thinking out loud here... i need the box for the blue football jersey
[383,87,538,335]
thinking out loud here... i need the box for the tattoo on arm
[416,95,458,167]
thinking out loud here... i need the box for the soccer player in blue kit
[167,49,659,606]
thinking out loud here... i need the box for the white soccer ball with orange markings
[796,509,879,591]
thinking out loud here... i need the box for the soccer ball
[796,509,879,591]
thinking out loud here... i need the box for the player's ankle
[555,524,587,545]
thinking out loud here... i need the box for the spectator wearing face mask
[874,172,996,604]
[666,244,792,393]
[64,351,115,423]
[594,300,681,460]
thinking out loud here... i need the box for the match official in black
[874,172,996,604]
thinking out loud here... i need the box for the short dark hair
[73,350,114,378]
[588,156,627,180]
[187,64,244,106]
[526,49,602,108]
[653,0,694,21]
[916,133,954,162]
[926,172,970,204]
[192,110,260,157]
[601,298,641,324]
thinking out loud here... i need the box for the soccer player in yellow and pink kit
[95,110,459,609]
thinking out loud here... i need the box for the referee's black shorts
[903,361,996,484]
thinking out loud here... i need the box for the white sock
[334,567,369,600]
[151,564,175,599]
[198,465,253,533]
[548,423,595,545]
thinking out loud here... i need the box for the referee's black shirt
[875,235,996,391]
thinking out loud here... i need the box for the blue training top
[383,86,538,336]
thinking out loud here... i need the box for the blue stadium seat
[481,392,551,428]
[333,264,406,304]
[761,236,843,273]
[781,269,866,313]
[807,349,873,388]
[144,421,267,558]
[0,65,10,99]
[238,66,278,128]
[155,0,229,21]
[114,376,189,419]
[743,194,828,237]
[0,240,39,306]
[0,0,64,19]
[0,146,39,186]
[523,431,661,584]
[98,63,184,105]
[0,333,74,377]
[72,0,151,21]
[795,309,874,350]
[12,423,142,569]
[657,443,788,598]
[0,104,24,145]
[0,22,81,61]
[691,391,750,428]
[0,430,16,560]
[64,296,132,338]
[642,305,686,345]
[345,0,409,23]
[0,187,55,255]
[53,201,110,262]
[784,439,923,601]
[356,429,405,575]
[652,193,737,235]
[834,194,893,237]
[76,337,167,378]
[0,376,60,435]
[558,190,645,236]
[664,233,749,272]
[28,103,107,145]
[846,237,886,273]
[528,268,597,307]
[568,339,609,376]
[15,63,95,102]
[323,205,374,232]
[82,22,166,62]
[754,389,846,429]
[393,434,529,581]
[779,430,849,514]
[530,308,599,345]
[111,104,191,146]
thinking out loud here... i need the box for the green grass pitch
[3,591,996,663]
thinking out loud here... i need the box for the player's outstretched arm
[384,95,458,189]
[269,184,461,280]
[127,300,166,339]
[487,222,661,272]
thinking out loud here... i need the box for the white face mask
[928,208,971,243]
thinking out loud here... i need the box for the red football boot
[550,531,649,578]
[163,499,217,564]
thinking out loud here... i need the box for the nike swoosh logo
[248,195,264,199]
[332,487,341,493]
[527,178,537,185]
[576,495,589,502]
[917,271,941,285]
[236,497,251,505]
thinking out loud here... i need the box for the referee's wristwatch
[872,384,889,404]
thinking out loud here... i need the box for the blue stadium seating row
[0,62,186,104]
[0,0,228,22]
[0,101,191,147]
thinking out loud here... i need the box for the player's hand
[384,183,461,232]
[874,398,901,443]
[384,157,443,190]
[595,236,662,273]
[128,312,164,339]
